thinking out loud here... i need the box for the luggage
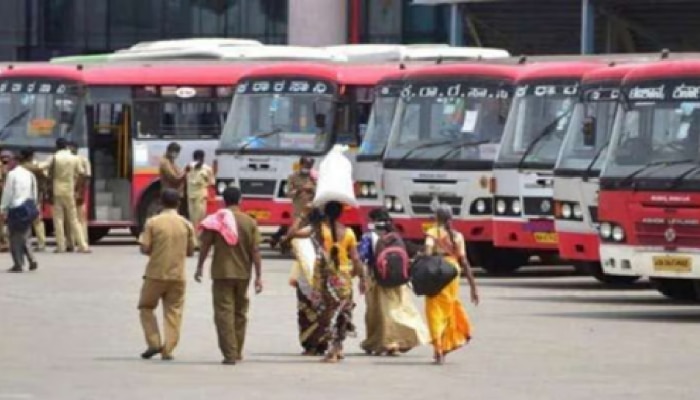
[410,255,458,297]
[312,145,358,208]
[373,232,411,287]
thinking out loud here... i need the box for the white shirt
[1,165,37,212]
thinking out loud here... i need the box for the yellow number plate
[247,210,270,220]
[533,232,558,244]
[653,256,692,273]
[422,222,434,232]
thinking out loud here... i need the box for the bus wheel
[651,278,700,302]
[578,262,640,285]
[88,227,110,244]
[132,188,161,237]
[474,244,525,275]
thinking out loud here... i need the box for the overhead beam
[581,0,595,54]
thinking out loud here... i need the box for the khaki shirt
[202,208,260,280]
[78,155,92,178]
[159,157,183,194]
[186,164,214,199]
[51,149,84,197]
[287,172,315,217]
[139,209,195,281]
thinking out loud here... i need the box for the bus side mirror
[582,117,596,146]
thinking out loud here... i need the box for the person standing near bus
[50,138,89,254]
[270,156,316,249]
[186,149,214,249]
[159,142,187,216]
[0,156,9,253]
[67,141,91,245]
[138,188,195,361]
[19,149,47,252]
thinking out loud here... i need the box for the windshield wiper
[431,140,490,167]
[617,159,695,189]
[667,163,700,189]
[582,140,610,182]
[0,109,31,141]
[517,106,575,170]
[235,128,282,154]
[398,139,454,161]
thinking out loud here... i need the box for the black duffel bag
[409,255,458,297]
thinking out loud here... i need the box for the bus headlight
[561,204,572,219]
[496,199,506,215]
[612,226,625,242]
[384,197,394,210]
[368,184,378,196]
[511,199,522,214]
[599,222,612,239]
[476,199,486,213]
[573,204,583,219]
[279,182,287,196]
[361,184,370,197]
[394,198,404,212]
[217,181,227,194]
[385,196,404,213]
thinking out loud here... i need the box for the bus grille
[240,179,276,196]
[635,222,700,246]
[409,195,462,216]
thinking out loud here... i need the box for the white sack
[312,144,358,208]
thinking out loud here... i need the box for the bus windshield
[384,81,511,163]
[219,78,336,154]
[497,83,579,168]
[0,79,83,148]
[556,89,619,172]
[358,90,399,158]
[604,100,700,177]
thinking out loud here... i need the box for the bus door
[86,87,133,224]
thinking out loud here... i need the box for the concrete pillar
[288,0,348,46]
[581,0,595,54]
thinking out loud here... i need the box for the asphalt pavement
[0,233,699,400]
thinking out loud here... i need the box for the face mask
[300,168,310,175]
[367,223,376,231]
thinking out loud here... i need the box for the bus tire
[578,262,640,285]
[88,227,110,244]
[651,278,700,302]
[477,245,526,276]
[132,186,161,237]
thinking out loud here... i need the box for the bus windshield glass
[497,82,579,167]
[219,78,336,154]
[358,84,400,158]
[0,79,83,148]
[384,81,511,162]
[556,87,619,172]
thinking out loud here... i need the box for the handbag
[7,174,39,231]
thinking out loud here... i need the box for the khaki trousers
[66,202,88,249]
[32,216,46,249]
[213,279,250,361]
[138,279,186,357]
[53,194,87,252]
[0,214,8,250]
[187,197,206,247]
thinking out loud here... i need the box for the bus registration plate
[247,210,270,221]
[653,256,692,273]
[533,232,557,244]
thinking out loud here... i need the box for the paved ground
[1,233,700,400]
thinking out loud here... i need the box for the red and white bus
[381,64,519,272]
[0,62,254,242]
[599,60,700,300]
[492,62,602,273]
[214,62,402,230]
[553,64,641,284]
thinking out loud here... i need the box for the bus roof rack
[123,38,263,52]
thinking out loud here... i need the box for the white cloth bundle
[312,144,358,208]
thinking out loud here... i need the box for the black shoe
[140,348,162,359]
[7,266,22,273]
[222,359,236,365]
[29,262,38,271]
[66,247,75,253]
[161,354,174,361]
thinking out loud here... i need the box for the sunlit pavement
[1,233,699,400]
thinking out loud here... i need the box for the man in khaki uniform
[186,149,214,248]
[19,149,47,251]
[159,142,187,217]
[195,186,263,365]
[66,141,91,246]
[138,188,195,361]
[269,156,316,249]
[50,138,89,253]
